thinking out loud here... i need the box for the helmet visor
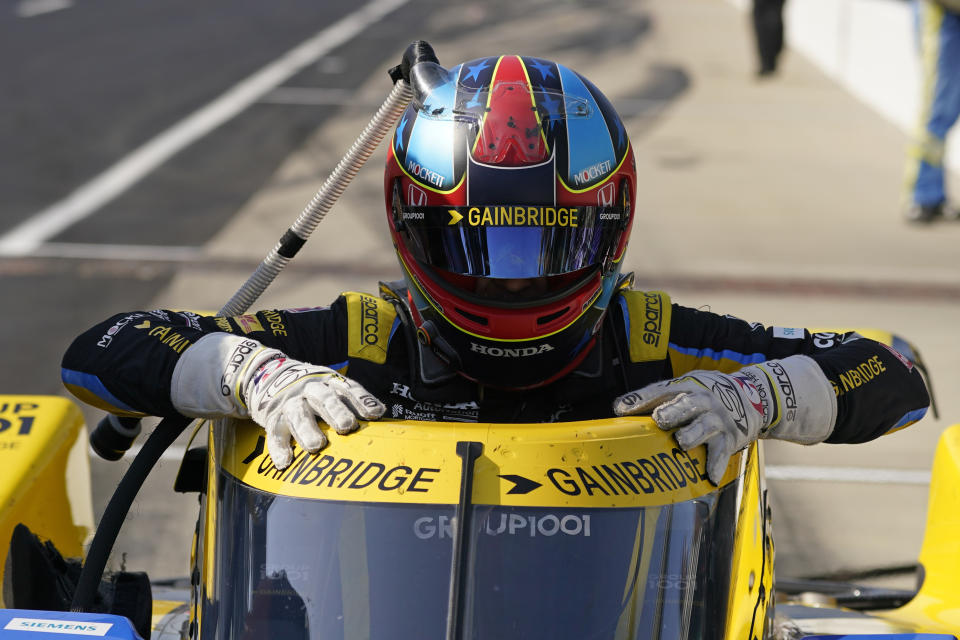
[397,204,626,278]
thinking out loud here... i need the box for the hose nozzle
[389,41,448,107]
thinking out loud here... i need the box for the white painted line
[33,242,203,262]
[16,0,73,18]
[0,0,409,257]
[260,87,376,106]
[766,464,931,485]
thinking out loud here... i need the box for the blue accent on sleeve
[668,343,767,366]
[60,368,138,413]
[326,360,349,371]
[888,407,929,433]
[618,294,630,337]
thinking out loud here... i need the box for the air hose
[221,39,445,315]
[73,40,441,613]
[219,76,412,316]
[86,76,413,462]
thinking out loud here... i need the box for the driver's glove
[171,333,385,469]
[613,355,836,485]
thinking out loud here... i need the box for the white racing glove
[613,355,837,485]
[171,333,385,469]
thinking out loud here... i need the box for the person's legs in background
[752,0,787,76]
[904,0,960,222]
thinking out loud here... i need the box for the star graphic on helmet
[463,59,491,83]
[529,59,554,81]
[395,115,409,151]
[538,88,562,130]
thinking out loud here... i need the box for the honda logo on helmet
[598,182,616,206]
[408,184,428,206]
[470,343,555,357]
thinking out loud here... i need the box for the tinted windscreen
[462,497,736,640]
[203,472,737,640]
[205,473,454,640]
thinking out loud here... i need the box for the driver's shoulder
[613,288,674,364]
[336,290,402,366]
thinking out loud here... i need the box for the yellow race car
[0,389,958,640]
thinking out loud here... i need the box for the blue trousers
[905,0,960,206]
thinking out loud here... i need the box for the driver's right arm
[61,301,384,467]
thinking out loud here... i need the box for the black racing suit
[61,286,930,444]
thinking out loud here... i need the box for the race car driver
[62,54,931,485]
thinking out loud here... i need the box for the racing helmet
[385,54,636,389]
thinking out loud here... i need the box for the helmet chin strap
[383,286,460,386]
[417,319,462,369]
[417,338,461,386]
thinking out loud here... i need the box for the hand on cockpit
[243,354,385,469]
[171,334,385,470]
[613,356,836,485]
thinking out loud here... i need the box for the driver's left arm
[614,301,930,483]
[663,306,931,442]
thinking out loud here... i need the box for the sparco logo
[765,361,798,420]
[360,295,379,346]
[642,292,663,347]
[220,340,258,396]
[470,343,555,357]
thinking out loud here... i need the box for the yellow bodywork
[724,441,774,640]
[219,416,740,508]
[151,598,189,637]
[878,422,960,634]
[208,417,772,635]
[0,395,93,606]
